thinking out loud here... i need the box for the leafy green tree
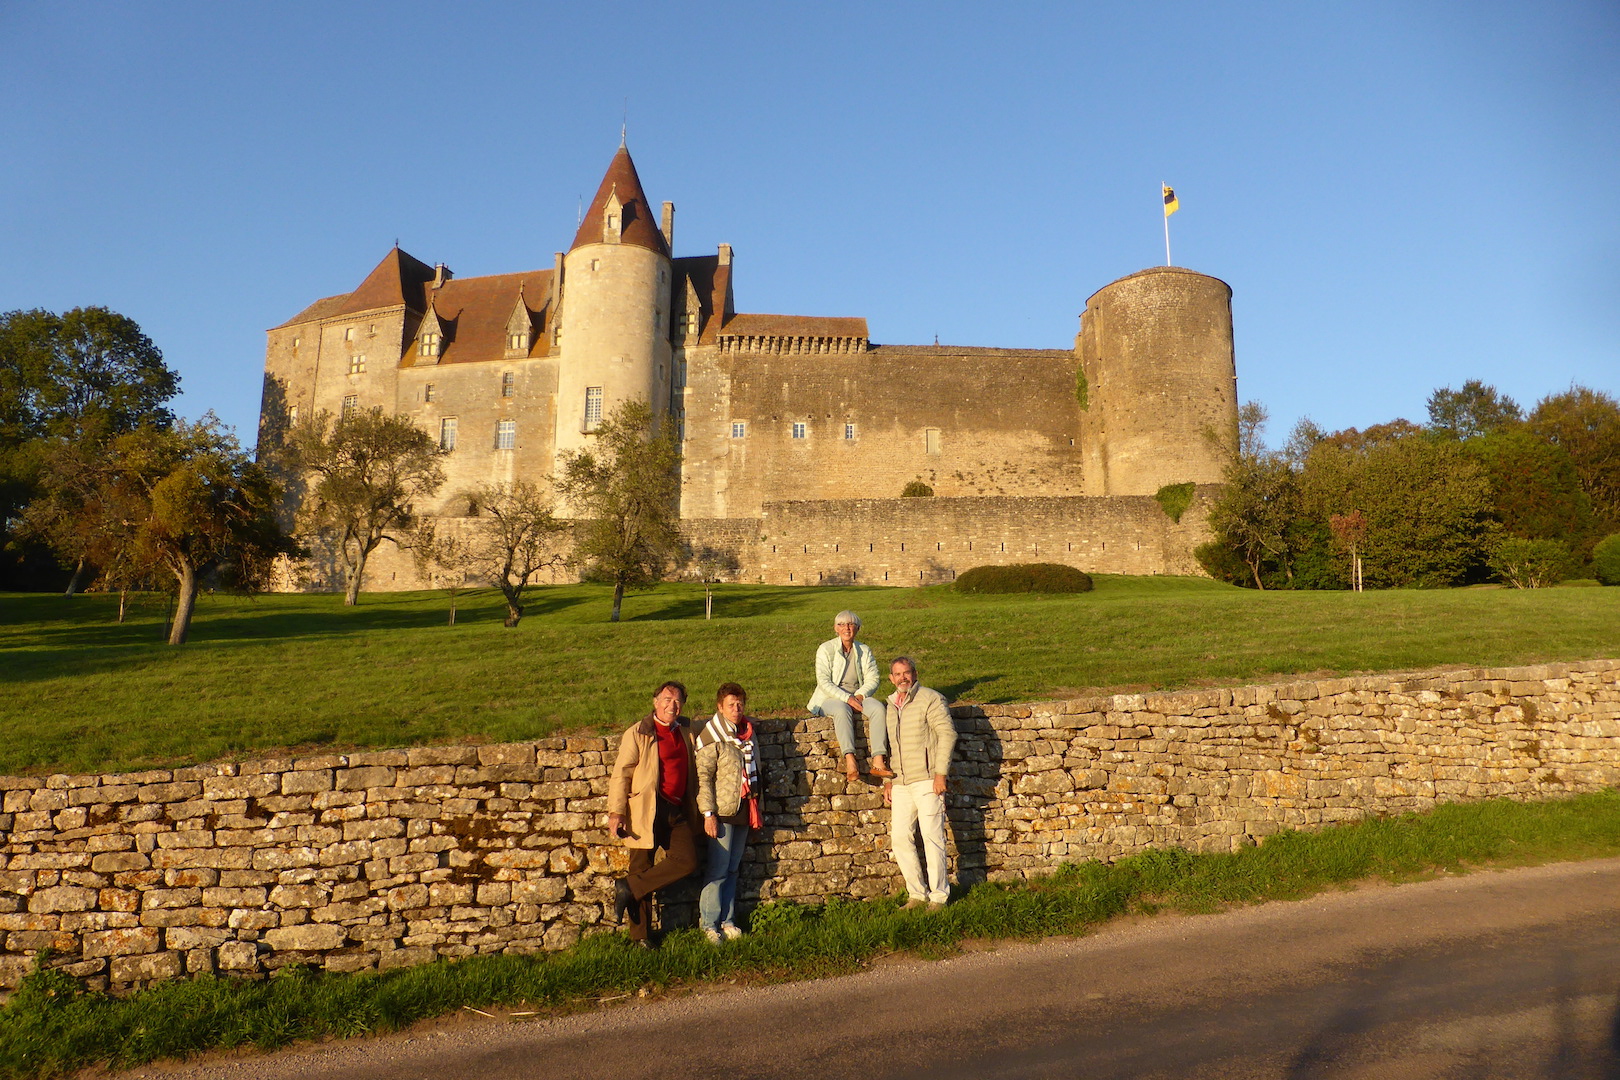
[1592,533,1620,586]
[289,408,446,605]
[1299,434,1495,588]
[1427,380,1523,439]
[1527,387,1620,531]
[1204,402,1301,588]
[1488,537,1573,589]
[1461,427,1597,558]
[1,307,180,589]
[104,417,292,644]
[556,400,681,622]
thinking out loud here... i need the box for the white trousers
[890,779,949,903]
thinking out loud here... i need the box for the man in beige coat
[882,656,957,910]
[607,681,701,943]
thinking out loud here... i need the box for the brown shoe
[843,753,861,782]
[868,756,895,779]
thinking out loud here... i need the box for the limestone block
[263,924,346,952]
[336,767,397,791]
[27,886,96,913]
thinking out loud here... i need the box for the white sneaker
[720,923,744,940]
[702,926,723,944]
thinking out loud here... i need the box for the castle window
[424,383,436,402]
[924,427,941,455]
[685,311,699,336]
[440,417,458,451]
[348,355,366,375]
[344,328,354,342]
[731,421,747,439]
[677,359,687,387]
[420,333,440,357]
[584,387,603,431]
[844,423,856,440]
[291,336,300,349]
[341,394,358,418]
[495,420,516,450]
[792,422,807,440]
[501,371,515,398]
[509,332,528,351]
[287,405,299,427]
[590,259,601,272]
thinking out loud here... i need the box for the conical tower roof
[569,145,669,256]
[336,245,437,316]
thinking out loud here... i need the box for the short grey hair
[834,610,862,630]
[890,656,917,677]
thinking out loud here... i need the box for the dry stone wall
[3,660,1617,994]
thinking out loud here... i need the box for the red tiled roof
[335,246,438,317]
[569,146,669,256]
[718,313,869,339]
[403,271,554,366]
[673,255,737,344]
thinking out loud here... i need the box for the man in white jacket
[882,655,956,910]
[806,610,894,782]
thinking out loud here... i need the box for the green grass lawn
[2,577,1617,775]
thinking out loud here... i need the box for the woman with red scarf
[694,682,763,943]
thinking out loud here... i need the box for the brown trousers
[626,798,701,941]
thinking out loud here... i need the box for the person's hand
[882,781,893,806]
[847,694,863,710]
[933,774,947,796]
[607,812,626,838]
[704,815,719,838]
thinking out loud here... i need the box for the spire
[569,145,669,256]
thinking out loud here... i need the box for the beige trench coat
[607,714,697,850]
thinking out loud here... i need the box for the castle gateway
[260,145,1239,589]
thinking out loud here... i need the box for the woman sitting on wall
[807,610,894,782]
[695,681,763,943]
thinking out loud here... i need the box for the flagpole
[1163,182,1172,266]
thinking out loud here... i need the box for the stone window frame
[791,421,808,440]
[731,421,747,439]
[500,371,515,398]
[924,427,942,455]
[439,417,458,452]
[584,387,603,432]
[424,383,436,403]
[844,423,856,441]
[341,394,358,418]
[420,333,440,357]
[495,420,516,450]
[348,355,367,375]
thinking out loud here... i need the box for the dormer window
[509,332,529,351]
[420,332,441,357]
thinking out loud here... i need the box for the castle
[260,144,1239,589]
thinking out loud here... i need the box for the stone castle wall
[3,660,1617,994]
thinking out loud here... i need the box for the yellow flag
[1162,184,1179,217]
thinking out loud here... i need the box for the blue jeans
[812,697,889,757]
[699,820,750,930]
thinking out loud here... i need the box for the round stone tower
[554,144,674,465]
[1077,266,1238,496]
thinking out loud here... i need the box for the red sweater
[654,720,688,804]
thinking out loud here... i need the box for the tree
[290,408,445,605]
[1488,537,1572,589]
[1461,427,1597,559]
[1427,380,1523,440]
[408,518,481,625]
[1593,533,1620,586]
[556,400,681,622]
[1329,510,1367,591]
[1527,387,1620,532]
[100,417,292,644]
[1203,402,1300,589]
[1,307,180,589]
[462,480,567,627]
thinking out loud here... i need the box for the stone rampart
[3,660,1616,993]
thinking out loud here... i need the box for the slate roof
[569,145,669,256]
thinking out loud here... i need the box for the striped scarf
[696,713,762,828]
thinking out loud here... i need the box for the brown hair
[654,680,688,704]
[716,681,747,705]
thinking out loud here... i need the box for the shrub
[954,563,1093,594]
[1594,533,1620,586]
[1154,482,1196,524]
[1488,537,1573,589]
[900,480,934,497]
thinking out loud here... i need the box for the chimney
[432,263,451,287]
[718,243,732,266]
[661,201,675,251]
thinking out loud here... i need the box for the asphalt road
[127,858,1620,1080]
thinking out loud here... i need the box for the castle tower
[1077,266,1238,496]
[553,144,674,466]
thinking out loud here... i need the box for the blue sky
[2,1,1615,449]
